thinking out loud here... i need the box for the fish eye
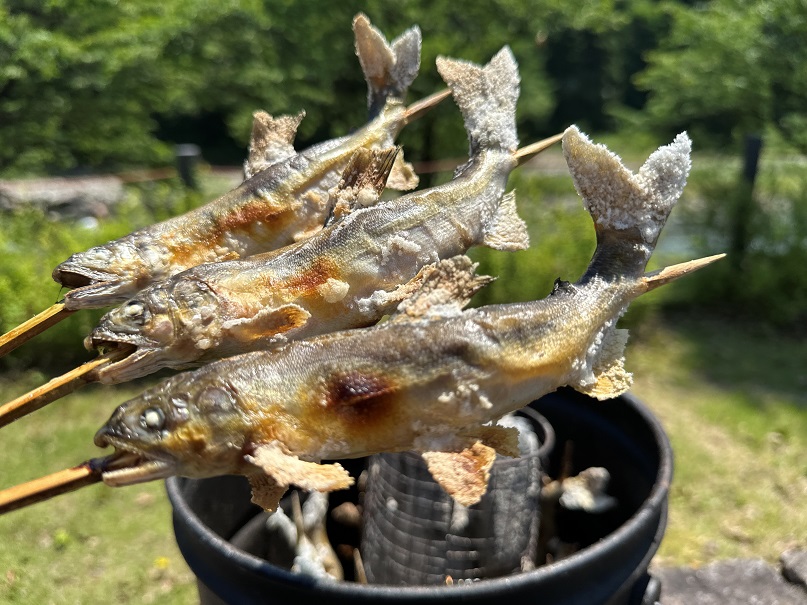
[142,407,165,431]
[123,301,148,325]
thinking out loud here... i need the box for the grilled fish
[53,14,429,310]
[88,47,537,384]
[94,127,723,510]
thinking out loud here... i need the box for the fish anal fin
[325,146,399,226]
[482,191,530,251]
[247,442,354,493]
[422,441,496,507]
[386,149,419,191]
[393,255,495,321]
[248,473,288,512]
[577,328,633,400]
[222,303,311,345]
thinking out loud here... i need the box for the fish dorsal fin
[324,146,399,227]
[221,303,311,345]
[422,441,497,507]
[244,110,305,180]
[482,190,530,251]
[386,148,419,191]
[576,327,633,400]
[246,442,354,508]
[393,255,495,321]
[353,14,421,115]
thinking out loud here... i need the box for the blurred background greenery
[0,0,805,603]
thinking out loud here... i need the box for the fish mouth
[54,264,133,309]
[91,341,163,384]
[95,440,176,487]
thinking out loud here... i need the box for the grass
[0,375,196,604]
[629,315,807,567]
[1,153,805,599]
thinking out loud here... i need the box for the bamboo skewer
[0,459,104,515]
[403,88,452,124]
[0,349,130,428]
[0,302,75,359]
[514,132,565,165]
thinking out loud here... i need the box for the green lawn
[629,316,807,567]
[0,376,196,604]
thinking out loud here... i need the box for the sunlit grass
[0,376,196,604]
[630,317,807,567]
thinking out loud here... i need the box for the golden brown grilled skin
[94,126,714,505]
[89,48,528,384]
[89,148,519,383]
[92,272,635,480]
[53,102,409,310]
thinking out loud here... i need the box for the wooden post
[731,134,763,270]
[176,144,201,190]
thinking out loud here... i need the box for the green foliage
[663,156,807,326]
[469,171,594,306]
[0,178,211,372]
[634,0,807,152]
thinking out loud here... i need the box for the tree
[634,0,807,152]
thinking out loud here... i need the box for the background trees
[5,0,804,176]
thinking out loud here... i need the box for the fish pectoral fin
[324,146,399,227]
[247,442,354,493]
[576,327,633,400]
[482,191,530,251]
[391,255,495,321]
[422,441,497,507]
[222,304,311,344]
[468,424,520,458]
[244,110,305,179]
[386,149,419,191]
[247,472,288,512]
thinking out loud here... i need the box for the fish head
[86,279,222,383]
[53,241,155,309]
[95,372,250,486]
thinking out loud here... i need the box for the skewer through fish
[84,127,722,512]
[0,15,444,358]
[82,47,555,385]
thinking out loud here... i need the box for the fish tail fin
[563,126,693,280]
[436,46,520,155]
[353,14,421,117]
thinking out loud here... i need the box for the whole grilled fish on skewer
[49,14,429,311]
[88,127,723,513]
[85,47,554,385]
[0,15,443,359]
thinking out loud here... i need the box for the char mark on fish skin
[282,256,340,296]
[324,370,398,427]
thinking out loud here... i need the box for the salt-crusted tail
[353,14,421,117]
[563,126,692,280]
[436,47,520,155]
